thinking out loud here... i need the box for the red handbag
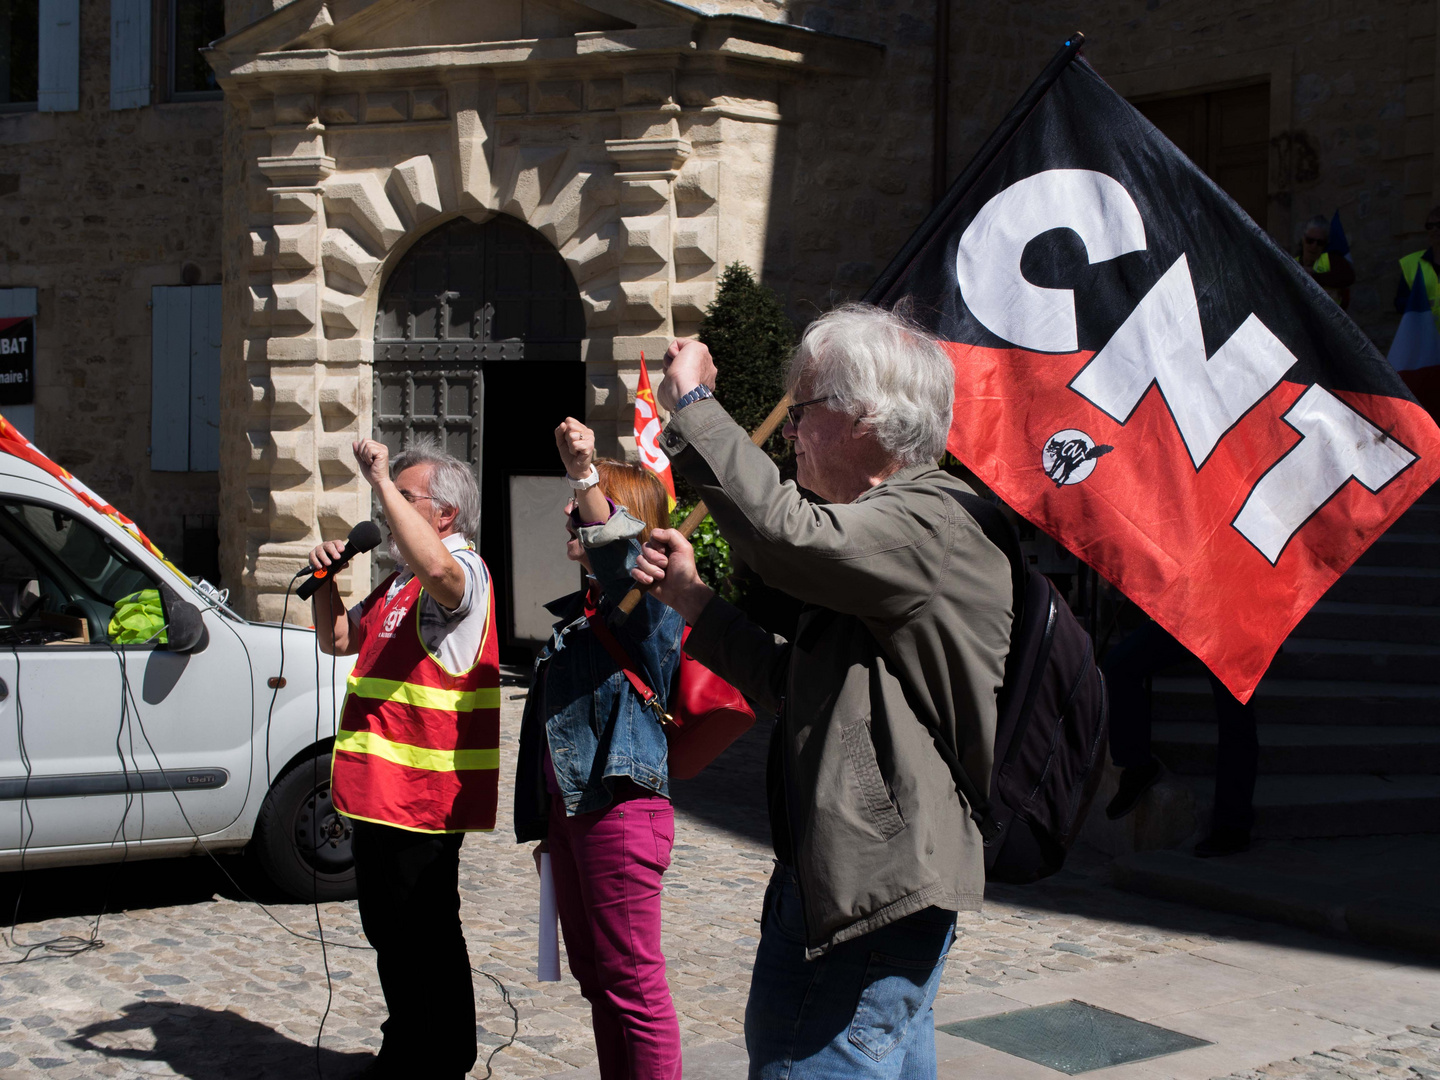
[586,604,756,780]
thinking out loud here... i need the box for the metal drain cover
[937,999,1211,1074]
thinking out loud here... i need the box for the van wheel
[252,752,357,902]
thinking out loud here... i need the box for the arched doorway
[373,214,586,660]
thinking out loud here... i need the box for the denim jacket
[513,508,685,843]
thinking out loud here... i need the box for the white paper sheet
[538,852,561,981]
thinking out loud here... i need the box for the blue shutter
[38,0,81,112]
[110,0,152,111]
[0,289,38,319]
[151,287,191,471]
[188,285,222,472]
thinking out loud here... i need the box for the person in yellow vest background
[1395,205,1440,333]
[311,438,499,1080]
[1297,214,1354,310]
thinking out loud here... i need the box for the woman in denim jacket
[514,417,685,1080]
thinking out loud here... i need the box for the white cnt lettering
[1069,255,1297,468]
[955,169,1148,354]
[1233,385,1416,564]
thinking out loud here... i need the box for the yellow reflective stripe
[346,675,500,712]
[334,728,499,773]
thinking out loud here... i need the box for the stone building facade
[3,0,1439,625]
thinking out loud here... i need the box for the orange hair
[594,459,669,542]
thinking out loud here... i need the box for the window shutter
[151,287,191,471]
[110,0,152,111]
[0,289,38,320]
[188,285,222,472]
[38,0,81,113]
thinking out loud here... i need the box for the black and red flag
[870,37,1440,702]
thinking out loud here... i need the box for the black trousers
[350,818,477,1076]
[1102,621,1259,832]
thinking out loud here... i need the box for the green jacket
[661,398,1012,957]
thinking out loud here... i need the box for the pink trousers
[548,787,682,1080]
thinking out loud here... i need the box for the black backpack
[939,491,1110,884]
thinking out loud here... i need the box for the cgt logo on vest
[955,168,1417,564]
[380,604,410,639]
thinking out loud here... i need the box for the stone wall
[762,0,1439,353]
[0,0,225,565]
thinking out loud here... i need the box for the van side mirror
[159,585,208,654]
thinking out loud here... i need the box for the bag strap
[584,600,670,725]
[931,488,1033,843]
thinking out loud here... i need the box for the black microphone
[298,521,384,600]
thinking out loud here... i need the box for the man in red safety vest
[311,438,499,1080]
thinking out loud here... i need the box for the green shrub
[672,502,736,602]
[700,262,797,467]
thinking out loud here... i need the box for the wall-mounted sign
[0,317,35,407]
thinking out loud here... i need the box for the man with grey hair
[311,437,496,1080]
[632,303,1014,1079]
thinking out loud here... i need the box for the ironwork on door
[372,214,585,655]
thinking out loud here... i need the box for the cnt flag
[634,353,677,509]
[1388,270,1440,422]
[870,40,1440,703]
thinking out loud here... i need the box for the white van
[0,443,358,901]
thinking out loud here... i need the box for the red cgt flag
[869,43,1440,702]
[635,353,676,509]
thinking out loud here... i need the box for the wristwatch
[674,384,715,411]
[567,465,601,490]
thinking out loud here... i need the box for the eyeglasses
[1302,235,1327,246]
[398,489,436,505]
[786,395,833,428]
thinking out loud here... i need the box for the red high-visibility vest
[332,561,500,833]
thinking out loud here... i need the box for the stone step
[1296,600,1440,644]
[1170,636,1440,685]
[1152,676,1440,725]
[1395,501,1440,531]
[1263,637,1440,684]
[1152,720,1440,774]
[1181,773,1440,838]
[1110,836,1440,958]
[1324,566,1440,605]
[1354,532,1440,568]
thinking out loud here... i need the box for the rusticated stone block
[497,82,528,115]
[249,227,277,267]
[320,94,359,124]
[581,282,622,327]
[619,213,670,264]
[272,282,319,328]
[321,229,382,288]
[411,87,447,120]
[321,288,365,335]
[392,154,443,222]
[674,216,718,268]
[624,71,674,106]
[671,281,716,324]
[272,223,318,268]
[620,280,668,323]
[274,94,317,124]
[675,160,720,206]
[269,373,316,420]
[323,173,405,250]
[587,79,621,110]
[364,92,408,123]
[271,190,320,218]
[535,80,583,112]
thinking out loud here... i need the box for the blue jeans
[744,866,956,1080]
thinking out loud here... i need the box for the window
[1133,83,1270,228]
[0,0,38,108]
[0,500,158,646]
[168,0,222,99]
[151,284,220,472]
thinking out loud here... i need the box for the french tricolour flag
[1388,270,1440,421]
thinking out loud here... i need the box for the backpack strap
[584,600,671,726]
[930,487,1032,843]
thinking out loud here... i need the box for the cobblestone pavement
[0,691,1436,1078]
[1211,1024,1440,1079]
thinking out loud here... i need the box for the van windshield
[0,501,157,645]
